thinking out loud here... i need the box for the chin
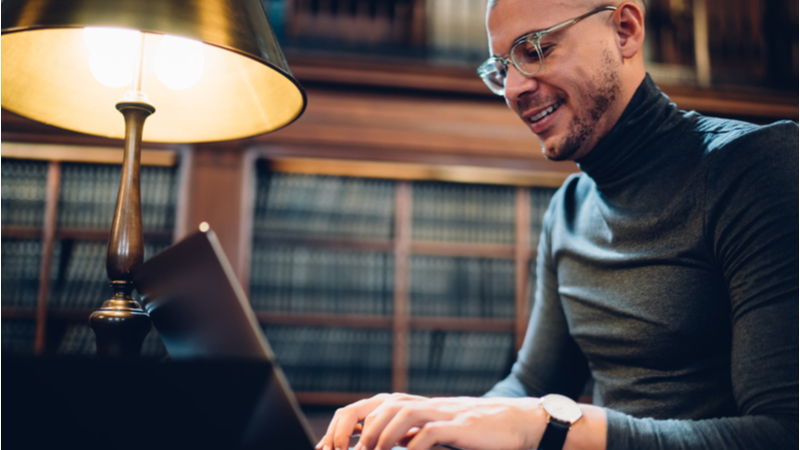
[539,138,576,162]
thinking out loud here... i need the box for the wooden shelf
[253,233,394,253]
[1,307,37,319]
[0,225,42,240]
[409,316,515,333]
[1,225,173,243]
[15,308,518,334]
[285,56,798,123]
[256,311,515,332]
[256,312,393,329]
[251,234,535,259]
[411,240,515,259]
[1,142,179,167]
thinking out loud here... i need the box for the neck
[576,74,688,190]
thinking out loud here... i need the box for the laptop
[130,225,317,450]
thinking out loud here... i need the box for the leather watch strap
[537,419,570,450]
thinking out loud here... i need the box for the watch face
[540,394,583,424]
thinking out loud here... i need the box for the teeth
[529,100,563,123]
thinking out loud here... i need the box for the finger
[332,395,393,450]
[405,421,460,450]
[357,400,407,450]
[357,394,428,450]
[396,427,420,447]
[374,403,449,450]
[319,395,383,450]
[317,411,341,450]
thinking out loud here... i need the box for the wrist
[562,404,606,450]
[536,394,584,450]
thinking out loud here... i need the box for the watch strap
[537,419,570,450]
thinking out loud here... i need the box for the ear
[614,2,645,59]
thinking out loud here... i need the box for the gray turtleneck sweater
[485,75,798,449]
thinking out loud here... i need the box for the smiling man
[315,1,798,450]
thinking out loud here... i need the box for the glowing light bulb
[154,35,204,90]
[83,27,141,88]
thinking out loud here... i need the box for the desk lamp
[2,0,306,357]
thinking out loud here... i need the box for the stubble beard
[543,50,621,162]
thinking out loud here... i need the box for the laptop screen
[131,226,316,449]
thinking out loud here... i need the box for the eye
[514,42,541,62]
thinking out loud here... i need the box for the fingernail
[353,444,364,450]
[323,446,329,450]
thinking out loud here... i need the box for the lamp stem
[89,34,156,358]
[89,101,155,358]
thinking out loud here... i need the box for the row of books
[249,245,395,314]
[264,325,393,392]
[49,241,171,309]
[1,319,36,354]
[1,239,44,307]
[58,163,179,231]
[408,330,513,395]
[1,237,169,309]
[412,181,516,244]
[285,0,416,49]
[425,0,488,62]
[409,255,514,318]
[254,170,554,245]
[262,325,513,395]
[253,171,396,240]
[1,159,48,227]
[54,321,167,358]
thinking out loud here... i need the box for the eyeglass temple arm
[540,5,618,35]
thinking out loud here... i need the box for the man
[315,1,799,449]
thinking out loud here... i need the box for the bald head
[488,0,647,17]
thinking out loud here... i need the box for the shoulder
[690,116,798,167]
[676,116,797,198]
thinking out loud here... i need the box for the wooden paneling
[182,145,249,275]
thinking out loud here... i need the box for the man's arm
[602,122,799,450]
[485,193,590,399]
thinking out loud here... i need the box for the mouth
[527,100,565,124]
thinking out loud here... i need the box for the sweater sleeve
[485,182,591,400]
[605,122,799,449]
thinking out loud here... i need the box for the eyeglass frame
[477,5,618,95]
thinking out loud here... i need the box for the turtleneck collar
[576,74,688,191]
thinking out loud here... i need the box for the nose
[503,64,539,110]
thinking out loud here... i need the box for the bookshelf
[1,143,183,358]
[243,155,558,402]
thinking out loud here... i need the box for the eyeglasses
[477,5,617,96]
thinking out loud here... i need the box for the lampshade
[1,0,307,143]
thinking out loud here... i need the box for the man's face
[488,0,623,161]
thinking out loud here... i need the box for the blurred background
[2,0,797,440]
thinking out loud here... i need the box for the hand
[316,393,429,450]
[328,395,547,450]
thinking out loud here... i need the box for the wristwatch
[537,394,583,450]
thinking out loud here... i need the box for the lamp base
[89,281,151,358]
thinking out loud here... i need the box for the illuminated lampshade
[1,0,306,142]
